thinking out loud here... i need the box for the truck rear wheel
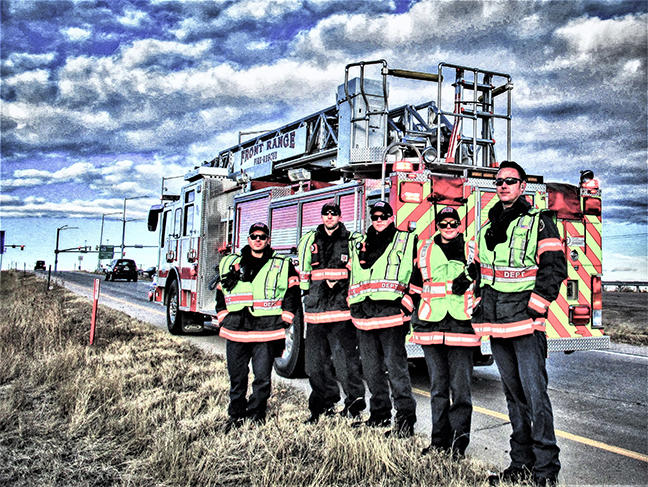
[166,280,186,335]
[274,306,306,378]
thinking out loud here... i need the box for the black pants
[356,325,416,425]
[226,339,283,421]
[305,320,365,414]
[423,344,474,455]
[491,331,560,478]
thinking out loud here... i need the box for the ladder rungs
[458,136,495,146]
[454,79,493,92]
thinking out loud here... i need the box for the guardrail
[603,281,648,292]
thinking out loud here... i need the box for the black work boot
[223,417,245,433]
[340,398,366,419]
[533,473,558,487]
[351,414,391,428]
[385,415,415,438]
[488,465,533,486]
[304,407,335,424]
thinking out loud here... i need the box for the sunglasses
[248,234,268,241]
[495,177,522,186]
[371,214,391,221]
[438,220,460,229]
[322,210,340,216]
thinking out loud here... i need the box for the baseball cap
[435,206,460,223]
[248,222,270,235]
[321,202,341,215]
[498,160,527,181]
[370,201,393,217]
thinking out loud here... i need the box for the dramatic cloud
[0,0,646,276]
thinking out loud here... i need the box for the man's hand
[451,274,472,295]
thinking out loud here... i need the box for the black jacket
[215,245,300,334]
[301,223,352,315]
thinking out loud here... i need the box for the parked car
[34,260,46,271]
[139,266,156,278]
[105,259,138,282]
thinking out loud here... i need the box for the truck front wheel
[274,306,306,378]
[166,280,185,335]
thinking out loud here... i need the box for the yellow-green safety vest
[218,252,289,317]
[478,208,541,293]
[349,230,415,304]
[416,236,472,322]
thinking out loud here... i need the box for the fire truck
[148,60,609,377]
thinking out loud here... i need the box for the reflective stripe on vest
[304,309,352,324]
[472,317,546,338]
[352,313,404,330]
[416,237,472,322]
[349,230,414,304]
[311,268,349,280]
[219,327,286,342]
[219,252,289,317]
[478,209,541,293]
[410,331,481,347]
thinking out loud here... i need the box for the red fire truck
[148,60,608,377]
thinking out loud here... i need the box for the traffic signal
[20,245,24,251]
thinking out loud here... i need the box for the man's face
[496,167,526,206]
[438,217,461,242]
[248,231,269,252]
[371,211,393,232]
[322,210,341,230]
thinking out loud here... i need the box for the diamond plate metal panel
[350,146,386,163]
[197,178,239,314]
[547,335,610,353]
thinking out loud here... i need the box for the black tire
[273,306,306,378]
[133,275,138,283]
[104,273,109,281]
[166,280,185,335]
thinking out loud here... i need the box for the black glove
[221,270,240,292]
[527,307,543,320]
[451,273,472,295]
[466,262,478,280]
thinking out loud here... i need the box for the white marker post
[89,278,100,345]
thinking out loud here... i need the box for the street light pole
[54,225,78,272]
[98,211,121,270]
[120,195,152,258]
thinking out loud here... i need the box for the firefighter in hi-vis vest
[297,202,366,423]
[216,222,300,431]
[348,201,417,438]
[409,206,479,459]
[470,161,567,487]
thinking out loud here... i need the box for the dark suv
[34,260,46,271]
[105,259,138,282]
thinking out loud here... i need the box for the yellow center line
[412,386,648,463]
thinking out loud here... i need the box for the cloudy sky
[1,0,646,278]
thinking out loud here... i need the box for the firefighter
[297,202,366,423]
[348,201,417,437]
[409,206,479,459]
[215,222,300,430]
[470,161,566,487]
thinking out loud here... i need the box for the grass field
[603,291,648,345]
[0,271,502,486]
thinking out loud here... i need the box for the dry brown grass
[603,291,648,345]
[0,271,506,486]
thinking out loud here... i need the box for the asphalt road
[48,270,648,486]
